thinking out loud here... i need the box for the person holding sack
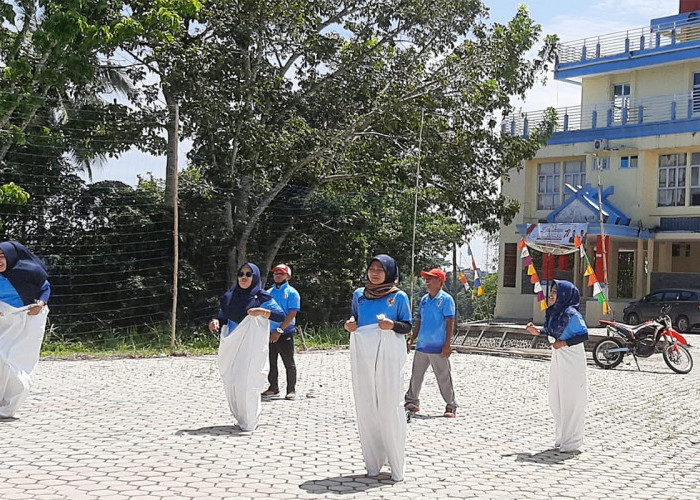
[526,279,588,453]
[0,241,51,418]
[209,262,284,432]
[344,254,412,481]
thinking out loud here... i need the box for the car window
[647,292,664,302]
[679,291,697,301]
[662,291,679,301]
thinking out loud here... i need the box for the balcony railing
[557,17,700,66]
[501,91,700,138]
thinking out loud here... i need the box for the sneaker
[285,392,296,400]
[404,402,419,413]
[261,390,279,396]
[444,407,456,418]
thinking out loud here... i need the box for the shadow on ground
[299,474,397,495]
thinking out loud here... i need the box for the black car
[623,289,700,333]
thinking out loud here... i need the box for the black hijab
[363,254,401,299]
[0,241,48,306]
[219,263,274,324]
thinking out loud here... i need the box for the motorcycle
[593,307,693,374]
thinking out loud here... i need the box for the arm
[442,317,455,358]
[249,299,285,322]
[271,310,298,342]
[407,319,421,351]
[345,292,359,332]
[28,280,51,316]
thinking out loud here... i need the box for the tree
[173,0,556,282]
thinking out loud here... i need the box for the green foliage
[455,273,498,321]
[0,182,30,230]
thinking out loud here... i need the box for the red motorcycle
[593,308,693,374]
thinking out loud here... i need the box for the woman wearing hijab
[344,254,412,481]
[526,279,588,453]
[0,241,51,418]
[209,263,284,432]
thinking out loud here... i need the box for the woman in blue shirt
[527,279,588,453]
[344,254,412,481]
[209,262,284,431]
[0,241,51,418]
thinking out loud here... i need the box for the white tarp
[0,302,49,418]
[217,315,270,432]
[350,324,407,481]
[549,342,587,452]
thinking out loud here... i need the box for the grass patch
[40,324,349,358]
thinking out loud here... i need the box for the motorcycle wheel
[662,342,693,374]
[593,337,625,369]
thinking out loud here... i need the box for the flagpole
[594,155,613,318]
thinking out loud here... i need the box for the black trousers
[268,335,296,393]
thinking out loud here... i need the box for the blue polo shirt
[415,289,455,354]
[351,288,412,327]
[267,282,301,334]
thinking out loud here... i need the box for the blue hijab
[363,254,401,299]
[219,263,274,324]
[544,279,580,339]
[0,241,48,306]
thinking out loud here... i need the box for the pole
[166,98,180,351]
[595,154,612,317]
[409,110,425,311]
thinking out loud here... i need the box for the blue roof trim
[555,44,700,80]
[547,118,700,145]
[546,183,631,226]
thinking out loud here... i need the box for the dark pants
[268,335,296,394]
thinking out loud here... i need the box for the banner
[525,223,588,255]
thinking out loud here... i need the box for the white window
[613,83,631,123]
[537,162,560,210]
[690,153,700,206]
[658,153,687,207]
[595,157,609,170]
[620,155,638,169]
[563,161,586,197]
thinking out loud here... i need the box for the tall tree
[174,0,556,282]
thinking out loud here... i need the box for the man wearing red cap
[263,264,301,399]
[404,268,458,418]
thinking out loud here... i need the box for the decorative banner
[525,223,588,255]
[518,238,547,311]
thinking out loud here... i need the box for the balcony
[501,91,700,145]
[555,13,700,79]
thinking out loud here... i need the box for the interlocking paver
[0,348,699,499]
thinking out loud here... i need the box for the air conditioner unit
[593,138,608,151]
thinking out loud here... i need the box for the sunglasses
[237,271,254,277]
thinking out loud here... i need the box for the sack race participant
[344,254,412,481]
[526,279,588,453]
[0,241,50,418]
[209,263,284,432]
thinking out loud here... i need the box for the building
[495,1,700,326]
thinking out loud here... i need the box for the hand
[441,343,452,358]
[378,318,394,330]
[28,301,45,316]
[344,319,357,333]
[270,332,282,343]
[553,340,567,349]
[209,319,220,333]
[525,322,539,336]
[247,308,269,318]
[406,338,413,353]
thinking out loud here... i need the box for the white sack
[350,324,407,481]
[549,342,587,452]
[217,315,270,431]
[0,302,49,418]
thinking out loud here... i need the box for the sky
[83,1,678,270]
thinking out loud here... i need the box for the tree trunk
[164,92,179,209]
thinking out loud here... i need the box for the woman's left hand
[378,318,394,330]
[28,301,45,316]
[552,340,567,349]
[247,308,269,318]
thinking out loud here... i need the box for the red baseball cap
[271,264,292,277]
[420,268,447,283]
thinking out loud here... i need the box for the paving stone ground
[1,345,699,499]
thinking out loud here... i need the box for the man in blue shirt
[263,264,301,400]
[405,268,458,418]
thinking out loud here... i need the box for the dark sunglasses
[237,271,253,277]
